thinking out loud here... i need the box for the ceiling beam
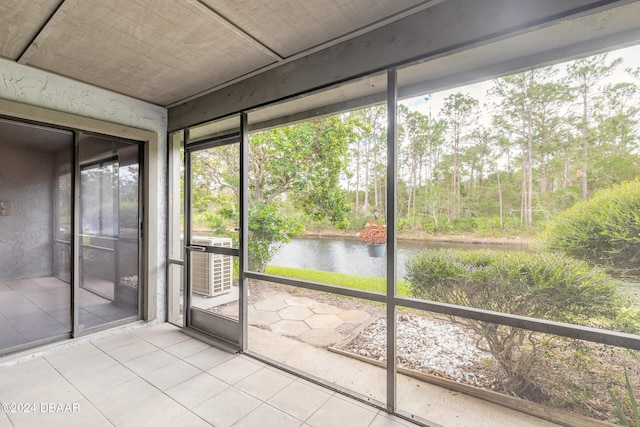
[249,92,387,132]
[273,0,448,63]
[168,0,634,132]
[245,21,640,132]
[397,27,640,103]
[17,0,74,65]
[191,0,284,62]
[167,0,446,106]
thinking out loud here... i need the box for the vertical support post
[183,129,193,328]
[72,131,80,335]
[386,68,398,412]
[114,158,120,311]
[138,139,145,320]
[167,131,184,325]
[240,113,249,351]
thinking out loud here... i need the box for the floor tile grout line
[227,398,297,427]
[5,325,413,427]
[1,406,16,427]
[2,279,70,343]
[292,387,339,426]
[0,319,27,349]
[2,276,142,348]
[260,396,325,425]
[40,351,118,426]
[140,345,303,426]
[45,337,172,426]
[3,335,395,427]
[105,329,238,425]
[83,335,204,426]
[137,347,241,426]
[2,326,207,426]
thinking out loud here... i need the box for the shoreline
[301,230,534,247]
[190,227,535,246]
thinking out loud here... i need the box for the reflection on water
[269,237,529,278]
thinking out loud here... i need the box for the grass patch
[265,265,410,296]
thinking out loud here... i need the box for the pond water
[269,236,529,278]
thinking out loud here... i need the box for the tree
[400,106,427,219]
[347,106,387,215]
[246,116,353,271]
[591,82,640,188]
[247,203,302,272]
[441,93,479,219]
[461,126,493,210]
[192,115,353,272]
[399,104,445,221]
[565,54,623,200]
[491,67,566,227]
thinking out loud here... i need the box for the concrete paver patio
[217,289,372,348]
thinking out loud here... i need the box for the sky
[402,43,640,120]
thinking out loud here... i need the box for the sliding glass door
[78,133,142,330]
[0,120,143,356]
[0,119,73,355]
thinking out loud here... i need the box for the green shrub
[421,217,438,233]
[405,249,624,403]
[397,217,416,233]
[406,249,619,324]
[542,180,640,277]
[345,212,368,233]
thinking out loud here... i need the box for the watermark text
[1,402,80,413]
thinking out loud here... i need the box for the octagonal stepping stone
[305,314,343,330]
[279,306,313,320]
[270,320,311,337]
[254,298,288,312]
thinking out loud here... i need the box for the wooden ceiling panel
[21,0,277,105]
[200,0,428,58]
[0,0,62,60]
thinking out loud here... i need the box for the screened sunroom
[1,1,640,426]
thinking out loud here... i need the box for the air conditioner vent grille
[190,236,233,296]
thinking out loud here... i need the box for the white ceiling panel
[2,0,635,111]
[20,0,277,105]
[0,0,62,60]
[200,0,429,58]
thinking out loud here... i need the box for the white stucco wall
[0,57,168,322]
[0,58,167,133]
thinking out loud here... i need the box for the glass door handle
[186,246,207,252]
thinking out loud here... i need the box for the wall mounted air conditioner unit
[190,236,233,297]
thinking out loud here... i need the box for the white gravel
[341,314,491,386]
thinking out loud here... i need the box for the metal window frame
[168,65,640,426]
[0,114,147,355]
[181,114,245,348]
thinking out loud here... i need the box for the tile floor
[0,323,417,427]
[0,277,135,352]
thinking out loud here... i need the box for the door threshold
[181,327,239,354]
